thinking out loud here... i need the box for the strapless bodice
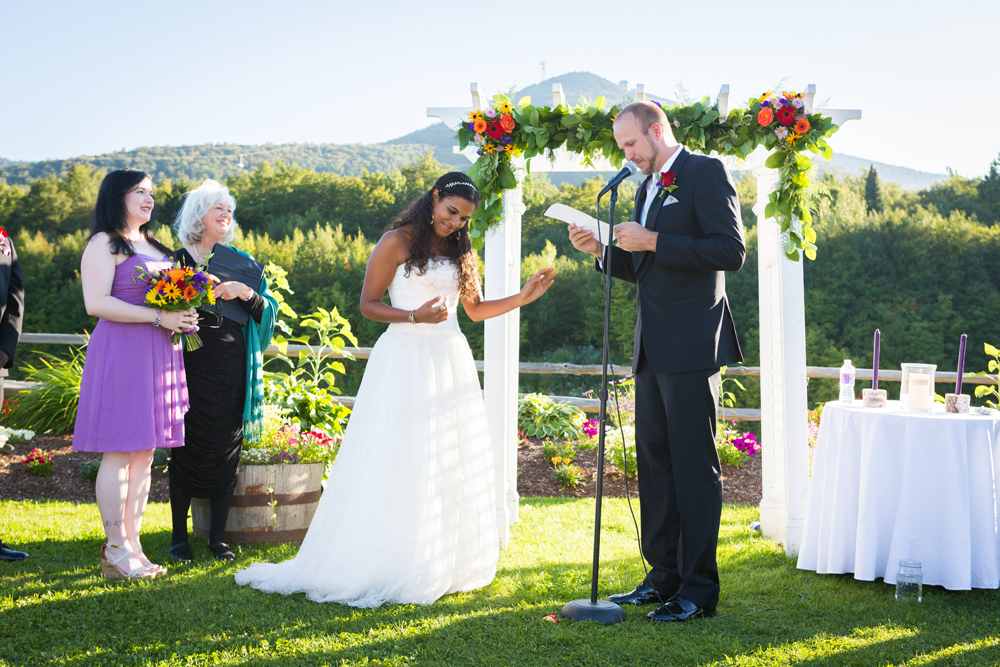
[387,259,461,334]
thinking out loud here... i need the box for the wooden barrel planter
[192,462,324,544]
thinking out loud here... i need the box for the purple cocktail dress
[72,254,189,452]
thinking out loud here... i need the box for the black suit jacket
[0,234,23,378]
[598,147,745,375]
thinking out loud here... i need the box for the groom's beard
[642,139,660,176]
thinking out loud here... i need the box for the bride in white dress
[235,172,555,607]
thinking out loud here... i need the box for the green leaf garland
[456,89,838,260]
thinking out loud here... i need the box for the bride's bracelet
[152,308,161,328]
[408,310,416,324]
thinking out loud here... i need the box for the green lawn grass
[2,498,999,666]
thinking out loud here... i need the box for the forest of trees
[2,151,1000,410]
[0,143,435,186]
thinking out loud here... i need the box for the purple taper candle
[873,329,880,391]
[956,333,967,395]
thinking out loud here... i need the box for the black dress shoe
[607,582,667,606]
[168,542,193,562]
[210,542,234,562]
[0,542,29,561]
[647,595,716,622]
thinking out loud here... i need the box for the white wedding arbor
[428,83,860,554]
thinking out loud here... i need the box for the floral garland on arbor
[456,89,839,261]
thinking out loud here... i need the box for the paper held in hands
[544,203,615,244]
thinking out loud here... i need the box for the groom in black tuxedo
[569,101,744,622]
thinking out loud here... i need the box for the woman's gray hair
[174,179,238,246]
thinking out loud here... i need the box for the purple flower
[673,119,681,127]
[582,389,594,397]
[775,127,789,140]
[760,100,772,107]
[473,135,485,146]
[778,98,789,107]
[652,100,663,109]
[792,98,804,109]
[467,122,475,132]
[484,108,497,119]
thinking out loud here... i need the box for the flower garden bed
[0,433,763,506]
[516,435,762,505]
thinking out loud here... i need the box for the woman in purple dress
[73,169,198,580]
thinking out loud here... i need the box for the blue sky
[2,0,998,176]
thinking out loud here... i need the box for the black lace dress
[168,249,264,539]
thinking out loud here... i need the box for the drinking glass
[895,560,922,602]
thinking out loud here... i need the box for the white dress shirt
[639,145,684,227]
[598,144,685,266]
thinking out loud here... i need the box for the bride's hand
[519,268,557,305]
[413,295,449,323]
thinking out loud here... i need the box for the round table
[796,400,1000,590]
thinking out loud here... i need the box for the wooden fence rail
[10,333,998,423]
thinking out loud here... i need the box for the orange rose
[499,113,515,133]
[757,107,774,127]
[473,118,487,134]
[794,118,811,134]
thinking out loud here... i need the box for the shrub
[23,448,54,476]
[6,347,85,434]
[716,439,748,467]
[80,459,100,481]
[241,405,340,466]
[517,394,585,441]
[551,460,587,489]
[604,424,637,479]
[716,421,760,467]
[542,440,576,465]
[0,426,34,448]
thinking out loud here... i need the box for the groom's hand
[568,224,602,258]
[614,222,657,252]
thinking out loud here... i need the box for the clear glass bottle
[839,360,856,404]
[895,560,922,602]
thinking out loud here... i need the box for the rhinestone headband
[440,181,478,192]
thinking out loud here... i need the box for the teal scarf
[233,248,277,443]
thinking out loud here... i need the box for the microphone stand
[560,181,626,625]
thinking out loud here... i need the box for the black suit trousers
[634,349,722,609]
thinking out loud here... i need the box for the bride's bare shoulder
[374,228,413,264]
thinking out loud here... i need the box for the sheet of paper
[543,203,615,244]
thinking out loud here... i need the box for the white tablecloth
[797,400,1000,589]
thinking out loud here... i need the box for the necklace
[188,244,213,265]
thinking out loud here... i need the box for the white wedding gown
[234,259,499,607]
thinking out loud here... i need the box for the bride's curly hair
[391,172,482,302]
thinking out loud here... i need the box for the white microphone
[598,161,638,196]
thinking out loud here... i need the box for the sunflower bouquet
[135,261,215,350]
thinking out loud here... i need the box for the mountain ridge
[0,71,945,191]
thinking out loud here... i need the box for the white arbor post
[427,83,522,547]
[756,86,861,556]
[484,187,524,544]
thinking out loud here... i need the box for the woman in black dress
[168,179,277,562]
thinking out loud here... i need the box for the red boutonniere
[656,171,678,200]
[0,228,9,257]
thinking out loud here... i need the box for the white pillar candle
[908,374,931,411]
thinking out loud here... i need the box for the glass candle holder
[895,560,923,602]
[900,363,936,411]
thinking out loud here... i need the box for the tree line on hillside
[0,143,435,186]
[2,152,1000,408]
